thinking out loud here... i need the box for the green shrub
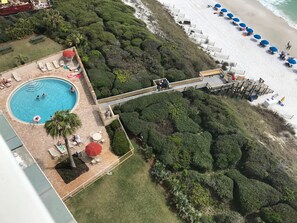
[165,68,186,82]
[198,173,234,202]
[214,211,244,223]
[141,103,169,123]
[120,112,150,138]
[88,67,114,90]
[213,134,245,169]
[226,170,281,215]
[188,183,212,208]
[260,203,297,223]
[111,129,130,156]
[172,115,201,133]
[179,132,213,171]
[131,38,142,46]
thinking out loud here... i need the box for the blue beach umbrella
[246,28,254,34]
[269,46,278,53]
[239,23,246,28]
[288,58,296,65]
[227,13,234,18]
[260,40,269,45]
[215,4,221,8]
[233,18,240,23]
[253,34,261,40]
[221,8,227,13]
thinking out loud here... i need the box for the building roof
[0,112,76,223]
[0,135,54,223]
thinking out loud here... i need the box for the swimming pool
[8,77,78,124]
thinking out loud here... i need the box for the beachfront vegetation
[66,145,182,223]
[114,89,297,223]
[0,0,215,97]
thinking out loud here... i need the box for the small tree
[44,110,82,168]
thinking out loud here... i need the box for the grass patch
[66,149,182,223]
[142,0,216,70]
[0,35,64,72]
[56,156,89,184]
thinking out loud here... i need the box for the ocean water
[258,0,297,30]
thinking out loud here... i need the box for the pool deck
[0,51,119,199]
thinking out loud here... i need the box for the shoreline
[158,0,297,130]
[216,0,297,56]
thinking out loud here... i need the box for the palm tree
[44,110,82,168]
[65,31,86,47]
[43,9,64,33]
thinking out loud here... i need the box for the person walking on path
[286,41,292,50]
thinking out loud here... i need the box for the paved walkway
[99,75,224,110]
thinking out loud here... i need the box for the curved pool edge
[6,76,80,125]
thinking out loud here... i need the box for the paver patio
[0,50,119,199]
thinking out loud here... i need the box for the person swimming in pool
[70,86,75,93]
[36,95,40,100]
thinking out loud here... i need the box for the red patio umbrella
[63,50,75,58]
[85,142,102,157]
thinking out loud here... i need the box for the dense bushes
[226,169,281,215]
[106,119,130,156]
[213,134,245,169]
[114,89,297,222]
[260,203,297,223]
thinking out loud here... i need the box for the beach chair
[48,147,60,159]
[52,60,60,69]
[46,62,54,71]
[12,72,22,82]
[59,59,65,67]
[38,62,47,72]
[55,143,67,154]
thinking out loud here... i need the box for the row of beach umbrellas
[213,3,296,66]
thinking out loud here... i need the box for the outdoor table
[92,133,102,141]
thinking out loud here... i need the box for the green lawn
[66,150,182,223]
[0,36,64,72]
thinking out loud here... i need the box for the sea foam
[257,0,297,30]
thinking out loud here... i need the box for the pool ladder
[26,81,43,92]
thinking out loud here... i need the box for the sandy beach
[217,0,297,56]
[157,0,297,131]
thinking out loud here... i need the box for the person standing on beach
[286,41,292,50]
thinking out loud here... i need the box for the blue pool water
[9,78,78,124]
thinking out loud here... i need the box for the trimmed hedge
[106,119,130,156]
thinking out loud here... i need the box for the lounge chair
[38,62,47,72]
[0,84,5,89]
[52,60,60,69]
[59,60,65,67]
[48,147,61,159]
[12,72,21,82]
[46,62,54,71]
[55,143,67,154]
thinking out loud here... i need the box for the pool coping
[6,76,80,125]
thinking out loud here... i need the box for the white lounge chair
[55,144,67,154]
[12,72,21,82]
[46,62,54,71]
[38,62,47,72]
[48,147,60,159]
[52,60,60,69]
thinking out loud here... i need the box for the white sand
[157,0,297,131]
[122,0,164,36]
